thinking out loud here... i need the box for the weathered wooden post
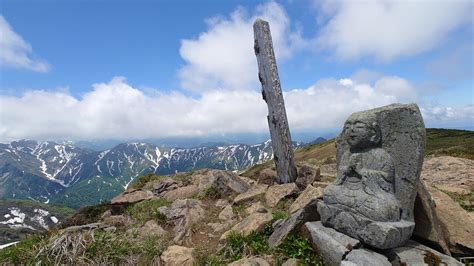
[253,18,297,184]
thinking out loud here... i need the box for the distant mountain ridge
[0,138,320,208]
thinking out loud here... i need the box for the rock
[208,222,230,233]
[238,175,257,187]
[137,220,167,237]
[265,183,298,207]
[304,221,360,266]
[158,199,205,243]
[282,258,299,266]
[319,103,425,249]
[312,181,330,188]
[228,256,270,266]
[110,189,154,214]
[161,245,195,265]
[268,199,319,248]
[387,240,462,266]
[289,185,323,214]
[421,156,474,191]
[413,180,451,255]
[245,201,268,214]
[234,184,268,204]
[343,248,391,266]
[296,164,321,189]
[219,205,236,222]
[419,184,474,255]
[259,168,278,185]
[102,214,134,228]
[153,177,180,195]
[434,184,470,195]
[216,199,230,208]
[195,170,250,197]
[163,185,199,201]
[221,212,273,240]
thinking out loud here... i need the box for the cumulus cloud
[2,75,469,142]
[315,0,473,61]
[178,1,307,91]
[0,15,50,72]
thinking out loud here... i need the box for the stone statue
[318,103,425,249]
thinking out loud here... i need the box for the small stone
[163,185,199,201]
[268,199,319,249]
[161,245,195,265]
[387,240,462,266]
[311,181,330,188]
[228,256,270,266]
[208,222,230,233]
[245,201,268,214]
[303,221,360,266]
[234,184,268,204]
[153,177,180,195]
[265,183,298,207]
[289,185,323,214]
[216,199,230,208]
[110,189,154,214]
[221,212,273,239]
[196,170,250,197]
[259,168,278,185]
[282,258,299,266]
[102,215,134,228]
[239,175,258,186]
[158,199,205,243]
[137,220,167,237]
[296,164,321,189]
[219,205,236,222]
[344,248,390,266]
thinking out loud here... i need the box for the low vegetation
[131,173,165,189]
[126,198,171,225]
[0,229,169,264]
[195,222,323,265]
[425,128,474,159]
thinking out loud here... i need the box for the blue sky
[0,0,473,142]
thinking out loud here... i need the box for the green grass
[425,128,474,159]
[275,234,323,265]
[131,173,165,189]
[232,203,247,216]
[200,186,221,200]
[0,234,47,264]
[126,198,171,225]
[196,221,323,265]
[272,210,290,221]
[220,225,273,262]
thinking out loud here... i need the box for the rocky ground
[0,151,473,265]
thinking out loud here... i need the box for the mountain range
[0,139,318,209]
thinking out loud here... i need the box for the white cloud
[2,75,469,142]
[178,1,307,92]
[420,104,474,127]
[315,0,472,61]
[0,15,50,72]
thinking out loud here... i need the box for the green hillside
[242,128,473,180]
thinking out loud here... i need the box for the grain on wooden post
[253,18,297,184]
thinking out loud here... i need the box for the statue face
[344,120,377,149]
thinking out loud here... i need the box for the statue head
[343,112,381,150]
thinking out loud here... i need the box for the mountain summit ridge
[0,139,314,208]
